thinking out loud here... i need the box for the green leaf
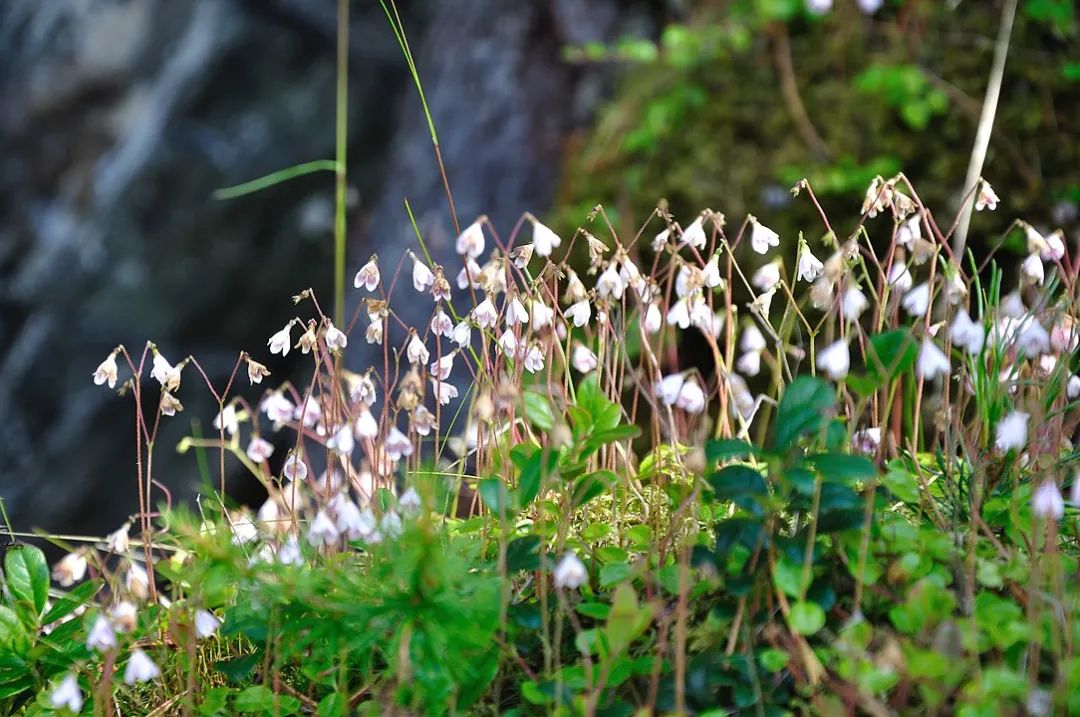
[4,546,49,619]
[576,602,611,620]
[789,600,826,635]
[0,606,23,647]
[708,465,768,503]
[506,535,541,572]
[215,652,261,682]
[705,438,759,462]
[523,391,556,431]
[41,579,101,626]
[572,470,618,509]
[317,693,347,717]
[865,329,918,384]
[599,562,632,587]
[586,424,641,451]
[805,453,877,485]
[479,478,514,517]
[515,445,554,508]
[772,377,835,451]
[759,648,790,672]
[199,687,232,716]
[234,685,300,714]
[772,555,810,598]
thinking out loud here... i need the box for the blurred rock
[0,0,655,534]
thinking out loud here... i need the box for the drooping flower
[282,452,308,481]
[566,300,591,328]
[457,258,483,290]
[532,219,562,257]
[151,352,182,390]
[50,673,83,712]
[506,296,530,325]
[666,298,691,329]
[498,329,518,357]
[93,352,119,389]
[916,337,950,380]
[950,309,985,355]
[740,325,767,354]
[126,563,150,600]
[796,245,824,282]
[853,427,882,455]
[901,282,931,318]
[399,487,422,514]
[657,373,685,406]
[123,648,161,684]
[676,378,706,413]
[572,345,598,374]
[268,323,293,357]
[752,261,782,291]
[1031,481,1064,520]
[680,216,707,250]
[736,351,761,377]
[106,523,131,554]
[553,553,588,589]
[887,262,913,294]
[749,217,780,255]
[325,322,348,351]
[841,286,869,321]
[896,215,921,248]
[406,333,429,365]
[857,0,883,14]
[818,339,851,380]
[975,180,999,211]
[455,219,485,259]
[411,256,435,293]
[246,437,274,463]
[994,411,1029,452]
[385,427,414,460]
[213,404,239,437]
[194,609,221,639]
[1068,374,1080,400]
[87,614,117,652]
[307,510,340,547]
[159,391,183,417]
[354,256,380,291]
[430,379,458,406]
[452,320,472,349]
[531,300,554,331]
[523,344,545,373]
[327,425,355,457]
[52,552,87,587]
[643,303,662,334]
[1020,253,1044,286]
[472,297,499,329]
[1017,319,1050,357]
[805,0,832,14]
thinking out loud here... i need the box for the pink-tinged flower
[1016,319,1050,357]
[325,322,348,351]
[355,408,379,439]
[277,536,304,566]
[524,345,545,373]
[975,180,998,211]
[452,320,472,349]
[456,258,483,290]
[430,352,455,381]
[1031,481,1064,520]
[994,411,1029,452]
[430,379,458,406]
[385,427,414,460]
[431,310,454,337]
[50,673,83,712]
[566,299,591,328]
[261,392,294,424]
[267,323,293,357]
[282,452,308,481]
[1068,374,1080,400]
[123,649,161,684]
[354,256,380,291]
[246,437,274,462]
[472,297,498,329]
[411,256,434,293]
[498,329,518,357]
[94,352,119,389]
[412,406,436,436]
[553,553,588,589]
[53,552,87,587]
[157,391,182,417]
[818,339,850,381]
[151,352,182,390]
[853,427,881,455]
[87,614,117,652]
[1020,253,1044,286]
[406,333,429,365]
[506,296,530,325]
[327,425,355,456]
[572,345,598,374]
[531,219,562,257]
[896,215,921,248]
[916,337,950,380]
[596,262,625,300]
[307,510,340,547]
[455,219,485,258]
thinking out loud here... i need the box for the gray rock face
[0,0,655,534]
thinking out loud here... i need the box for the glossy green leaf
[789,600,826,635]
[772,377,835,451]
[4,545,49,619]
